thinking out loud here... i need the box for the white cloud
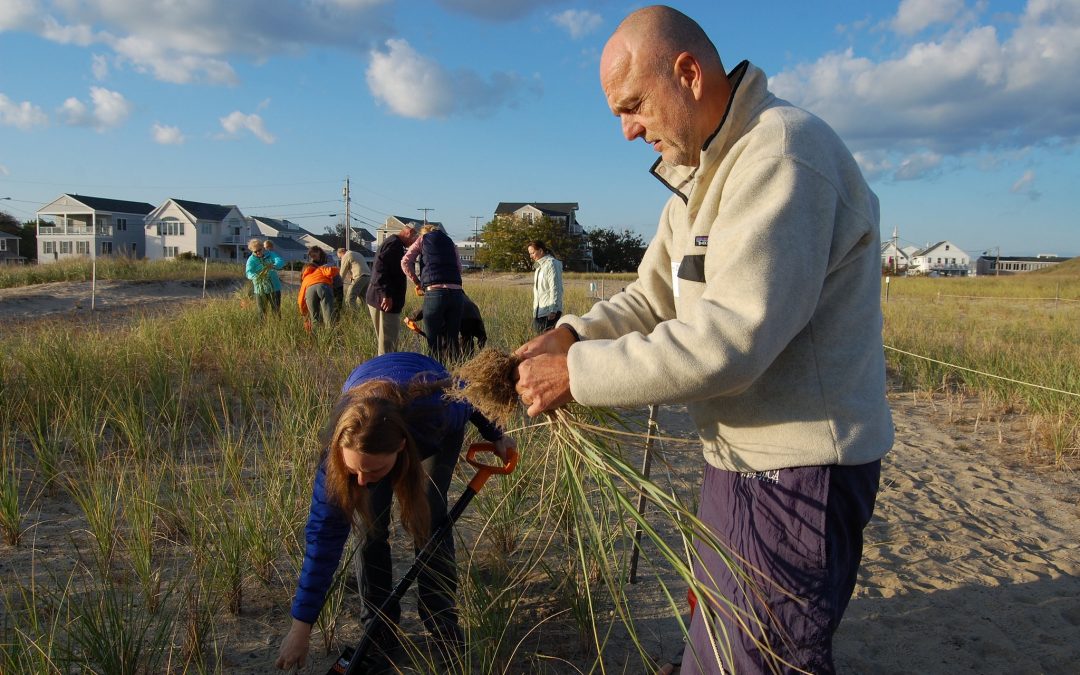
[58,87,131,131]
[58,97,88,125]
[0,0,37,31]
[436,0,564,21]
[21,1,394,85]
[152,122,185,145]
[91,53,109,80]
[895,151,944,180]
[0,164,10,176]
[41,15,97,46]
[366,38,532,119]
[0,93,48,130]
[219,111,276,144]
[1011,169,1035,193]
[770,1,1080,182]
[552,9,603,39]
[892,0,966,35]
[366,39,455,119]
[1010,168,1042,200]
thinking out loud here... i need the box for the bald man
[514,6,892,674]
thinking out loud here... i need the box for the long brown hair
[322,377,448,542]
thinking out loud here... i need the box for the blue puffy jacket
[290,352,502,623]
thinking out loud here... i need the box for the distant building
[145,199,247,262]
[493,201,594,271]
[376,215,442,248]
[36,194,155,264]
[975,254,1072,276]
[457,238,483,270]
[908,241,972,276]
[880,240,912,273]
[0,231,22,264]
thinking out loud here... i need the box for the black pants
[533,311,561,334]
[358,426,465,648]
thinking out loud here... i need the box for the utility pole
[891,225,899,275]
[343,176,352,251]
[995,246,1000,276]
[470,216,483,241]
[418,208,433,226]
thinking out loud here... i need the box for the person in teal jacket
[245,237,284,317]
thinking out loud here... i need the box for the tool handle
[465,442,518,492]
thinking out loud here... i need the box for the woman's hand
[492,436,517,461]
[275,618,313,671]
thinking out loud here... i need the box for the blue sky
[1,0,1077,257]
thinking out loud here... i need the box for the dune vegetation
[0,259,1076,672]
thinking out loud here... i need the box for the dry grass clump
[450,348,522,428]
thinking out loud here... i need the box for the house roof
[495,202,579,216]
[172,198,236,221]
[264,236,309,253]
[389,216,442,229]
[912,241,949,257]
[251,216,312,236]
[52,194,156,215]
[0,231,19,240]
[985,255,1072,263]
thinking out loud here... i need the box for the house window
[202,246,210,258]
[0,240,6,251]
[157,219,184,236]
[201,223,213,235]
[60,241,72,254]
[101,241,113,255]
[116,218,127,231]
[163,246,179,258]
[130,243,137,254]
[522,213,534,223]
[76,241,90,255]
[43,241,56,254]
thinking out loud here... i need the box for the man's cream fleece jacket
[560,62,894,472]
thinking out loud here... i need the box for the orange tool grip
[465,442,518,492]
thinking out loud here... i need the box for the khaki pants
[368,305,402,355]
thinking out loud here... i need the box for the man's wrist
[559,324,580,343]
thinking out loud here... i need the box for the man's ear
[673,51,703,99]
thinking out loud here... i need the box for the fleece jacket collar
[650,60,772,204]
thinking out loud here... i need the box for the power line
[240,199,339,209]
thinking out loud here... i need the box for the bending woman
[275,352,515,672]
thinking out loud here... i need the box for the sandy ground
[1,279,1077,673]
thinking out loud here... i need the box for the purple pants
[680,460,881,674]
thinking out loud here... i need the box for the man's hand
[275,618,312,671]
[378,296,392,312]
[515,324,577,360]
[515,353,573,417]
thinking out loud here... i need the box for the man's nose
[621,115,644,141]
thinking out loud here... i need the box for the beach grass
[0,264,1076,672]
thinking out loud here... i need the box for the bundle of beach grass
[451,347,785,672]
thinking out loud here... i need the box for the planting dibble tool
[327,442,519,675]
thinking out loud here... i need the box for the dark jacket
[366,235,408,313]
[419,229,462,288]
[290,352,503,624]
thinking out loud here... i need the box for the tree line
[475,216,646,273]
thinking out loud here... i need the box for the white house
[880,240,911,273]
[375,215,441,248]
[144,199,247,262]
[36,194,155,264]
[494,202,584,236]
[908,241,972,276]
